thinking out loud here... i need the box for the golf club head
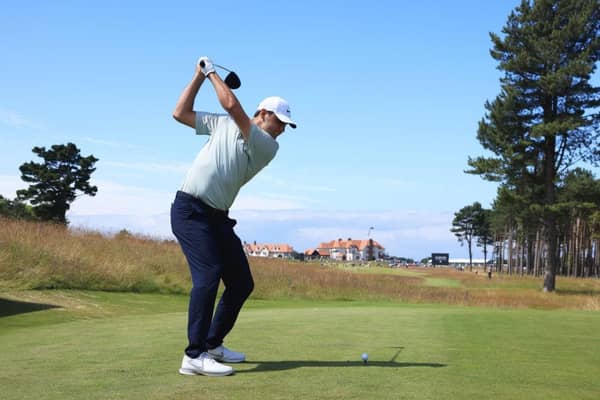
[224,71,241,90]
[198,60,241,90]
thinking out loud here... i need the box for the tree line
[453,169,600,279]
[453,0,600,291]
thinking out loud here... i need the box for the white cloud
[68,180,174,216]
[0,109,42,130]
[231,209,474,259]
[314,211,451,242]
[102,161,190,174]
[1,175,476,259]
[83,137,142,150]
[233,188,325,210]
[0,175,24,198]
[254,173,336,193]
[66,206,476,259]
[232,194,306,210]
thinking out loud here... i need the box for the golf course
[3,0,600,398]
[1,219,599,399]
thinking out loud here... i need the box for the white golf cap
[257,96,297,129]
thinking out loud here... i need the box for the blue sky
[1,0,579,260]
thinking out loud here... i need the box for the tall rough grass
[1,217,599,310]
[249,258,600,310]
[0,218,189,293]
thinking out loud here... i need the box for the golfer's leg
[171,199,222,358]
[206,227,254,349]
[186,262,221,358]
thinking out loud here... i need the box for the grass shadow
[239,360,447,373]
[0,297,60,317]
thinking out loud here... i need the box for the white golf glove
[197,56,216,77]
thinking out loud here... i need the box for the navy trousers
[170,191,254,358]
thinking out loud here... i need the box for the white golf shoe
[207,345,246,363]
[179,353,234,376]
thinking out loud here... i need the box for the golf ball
[361,353,368,363]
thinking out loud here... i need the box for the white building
[449,258,488,267]
[314,238,385,261]
[244,242,295,258]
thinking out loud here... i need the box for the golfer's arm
[173,71,205,128]
[208,74,251,140]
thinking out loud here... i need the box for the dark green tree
[451,202,485,271]
[17,143,98,224]
[467,0,600,291]
[558,168,600,205]
[475,207,494,268]
[555,168,600,276]
[0,195,36,220]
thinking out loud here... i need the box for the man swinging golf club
[171,56,297,376]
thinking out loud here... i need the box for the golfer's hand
[198,56,216,77]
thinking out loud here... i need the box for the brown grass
[250,257,600,310]
[1,217,599,310]
[0,217,189,293]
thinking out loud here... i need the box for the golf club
[199,61,241,90]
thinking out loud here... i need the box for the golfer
[170,56,296,376]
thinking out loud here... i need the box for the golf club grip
[199,61,205,68]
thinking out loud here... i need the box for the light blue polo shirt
[181,112,279,210]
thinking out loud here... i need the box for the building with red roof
[307,238,385,261]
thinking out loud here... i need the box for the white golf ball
[361,352,368,362]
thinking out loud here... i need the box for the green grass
[1,291,599,400]
[2,219,600,399]
[423,278,463,288]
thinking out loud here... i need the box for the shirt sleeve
[195,112,229,136]
[248,125,279,161]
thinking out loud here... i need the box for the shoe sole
[208,357,245,363]
[179,368,233,377]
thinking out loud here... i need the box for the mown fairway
[1,291,599,400]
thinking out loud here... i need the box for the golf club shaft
[199,61,232,73]
[214,64,232,73]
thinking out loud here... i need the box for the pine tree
[451,202,485,271]
[475,208,494,268]
[17,143,98,224]
[467,0,600,291]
